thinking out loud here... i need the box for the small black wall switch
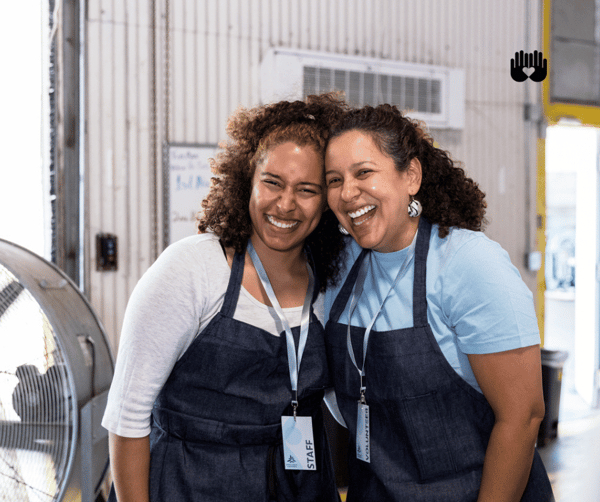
[96,233,118,271]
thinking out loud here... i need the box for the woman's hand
[109,432,151,502]
[467,345,545,501]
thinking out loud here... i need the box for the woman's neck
[375,217,420,253]
[249,235,307,277]
[237,236,308,308]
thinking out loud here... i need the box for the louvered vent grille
[261,48,464,129]
[303,66,442,114]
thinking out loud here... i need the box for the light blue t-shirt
[323,225,541,393]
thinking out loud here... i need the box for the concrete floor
[538,389,600,501]
[540,290,600,501]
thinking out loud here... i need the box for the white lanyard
[346,235,417,404]
[247,240,314,418]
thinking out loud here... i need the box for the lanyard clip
[292,400,298,421]
[359,375,367,405]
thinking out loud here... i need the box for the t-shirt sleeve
[101,238,209,437]
[442,235,541,354]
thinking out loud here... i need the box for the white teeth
[348,205,376,219]
[267,215,299,229]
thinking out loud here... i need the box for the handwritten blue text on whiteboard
[168,144,217,244]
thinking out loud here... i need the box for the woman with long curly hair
[103,94,347,502]
[322,104,554,501]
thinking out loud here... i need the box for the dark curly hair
[197,93,349,291]
[328,104,487,238]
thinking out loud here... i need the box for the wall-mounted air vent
[261,48,464,130]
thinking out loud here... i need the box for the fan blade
[0,280,24,318]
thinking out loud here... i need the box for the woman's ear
[407,158,423,195]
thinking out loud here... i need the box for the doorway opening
[544,124,600,422]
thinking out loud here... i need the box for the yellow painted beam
[536,136,546,346]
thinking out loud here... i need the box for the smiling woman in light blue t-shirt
[323,226,541,394]
[322,103,554,502]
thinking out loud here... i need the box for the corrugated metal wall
[87,0,156,351]
[85,0,543,350]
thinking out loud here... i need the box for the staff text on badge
[281,416,317,470]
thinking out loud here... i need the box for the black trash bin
[538,348,569,447]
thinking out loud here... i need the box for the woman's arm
[109,433,151,502]
[467,345,545,502]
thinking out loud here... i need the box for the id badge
[356,403,370,462]
[281,416,317,470]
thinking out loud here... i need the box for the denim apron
[325,218,554,501]
[108,248,339,502]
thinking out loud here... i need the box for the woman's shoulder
[428,226,539,354]
[164,231,221,253]
[427,224,524,292]
[159,232,223,263]
[428,224,526,300]
[140,232,227,289]
[429,224,507,266]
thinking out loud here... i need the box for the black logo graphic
[511,50,547,82]
[287,455,296,464]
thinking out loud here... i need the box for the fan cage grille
[0,264,75,502]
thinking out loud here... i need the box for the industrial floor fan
[0,238,114,502]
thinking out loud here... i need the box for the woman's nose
[341,179,360,202]
[277,189,296,212]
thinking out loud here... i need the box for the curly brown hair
[328,104,487,238]
[197,93,349,291]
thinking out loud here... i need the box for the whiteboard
[165,144,218,245]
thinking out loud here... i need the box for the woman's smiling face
[325,129,421,253]
[249,141,325,254]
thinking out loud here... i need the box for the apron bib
[325,218,553,501]
[110,247,339,502]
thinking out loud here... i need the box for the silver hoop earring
[338,224,350,235]
[408,198,422,218]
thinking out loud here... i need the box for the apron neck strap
[329,249,369,324]
[412,217,432,327]
[220,246,246,318]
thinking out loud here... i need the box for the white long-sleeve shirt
[101,233,322,437]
